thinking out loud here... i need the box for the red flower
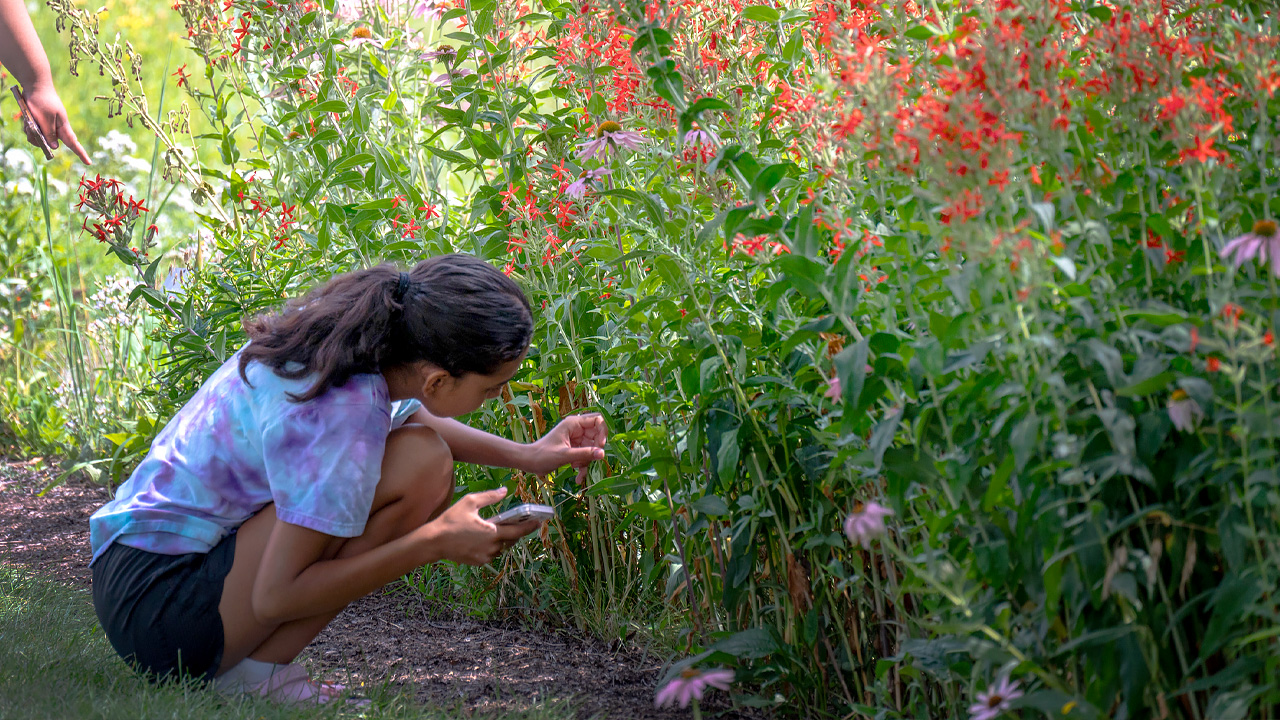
[1206,356,1220,372]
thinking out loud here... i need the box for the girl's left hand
[525,413,607,484]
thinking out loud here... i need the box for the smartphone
[10,86,54,160]
[492,503,555,526]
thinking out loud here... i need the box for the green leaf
[1115,371,1175,398]
[327,152,375,174]
[708,627,777,659]
[312,99,347,114]
[596,188,665,228]
[424,144,475,166]
[464,128,502,160]
[716,427,740,485]
[741,5,780,22]
[982,454,1016,511]
[691,494,730,516]
[834,337,869,408]
[749,162,794,203]
[903,25,936,40]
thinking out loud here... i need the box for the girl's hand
[420,487,540,565]
[524,413,607,484]
[22,83,91,165]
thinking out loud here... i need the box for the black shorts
[91,533,237,683]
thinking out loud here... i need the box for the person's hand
[21,82,91,165]
[524,413,607,484]
[419,487,541,565]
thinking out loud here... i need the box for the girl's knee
[380,424,455,519]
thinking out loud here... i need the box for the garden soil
[0,458,755,719]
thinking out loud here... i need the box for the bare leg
[215,424,455,674]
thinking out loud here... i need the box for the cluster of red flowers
[803,0,1273,259]
[76,174,154,258]
[231,176,299,249]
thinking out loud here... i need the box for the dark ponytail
[239,254,533,402]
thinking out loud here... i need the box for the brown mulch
[0,457,756,719]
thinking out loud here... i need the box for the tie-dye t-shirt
[89,351,421,564]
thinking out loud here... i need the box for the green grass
[0,565,581,720]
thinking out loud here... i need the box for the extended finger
[465,486,509,510]
[59,122,91,165]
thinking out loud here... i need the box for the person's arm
[408,406,607,482]
[252,487,541,624]
[0,0,91,164]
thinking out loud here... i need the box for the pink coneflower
[431,68,474,88]
[410,0,444,19]
[655,667,734,709]
[420,45,457,62]
[843,501,892,548]
[683,126,721,148]
[1167,389,1203,432]
[824,377,842,401]
[1220,219,1280,275]
[969,676,1023,720]
[345,26,382,49]
[576,121,645,161]
[564,167,612,199]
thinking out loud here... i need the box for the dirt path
[0,458,750,719]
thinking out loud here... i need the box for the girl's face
[417,354,525,418]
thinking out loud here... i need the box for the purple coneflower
[410,0,444,19]
[655,667,734,709]
[683,126,720,148]
[420,44,457,62]
[824,377,842,401]
[564,167,612,199]
[1167,389,1203,432]
[1220,219,1280,275]
[576,121,645,161]
[969,676,1023,720]
[431,68,475,88]
[345,26,381,49]
[843,501,892,548]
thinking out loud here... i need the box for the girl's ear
[419,366,453,397]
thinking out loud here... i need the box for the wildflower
[654,667,734,709]
[564,167,612,199]
[843,501,892,548]
[576,121,645,161]
[431,68,474,88]
[352,27,372,39]
[410,0,443,20]
[1206,357,1221,372]
[682,126,720,148]
[1167,389,1202,433]
[420,45,456,63]
[1219,219,1280,275]
[970,676,1023,720]
[824,377,841,401]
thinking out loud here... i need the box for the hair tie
[394,271,411,303]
